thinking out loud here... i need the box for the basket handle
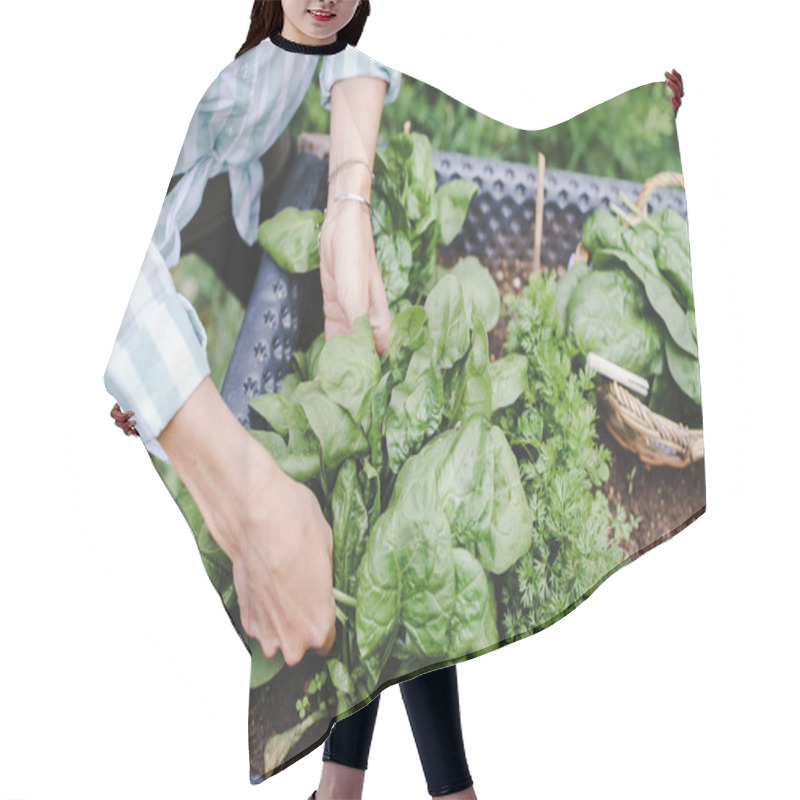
[633,171,685,220]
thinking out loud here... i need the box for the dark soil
[249,650,334,781]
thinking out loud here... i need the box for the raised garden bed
[219,137,704,777]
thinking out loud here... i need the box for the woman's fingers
[281,499,337,665]
[665,69,683,91]
[665,69,684,116]
[322,208,392,355]
[227,474,338,668]
[666,76,682,97]
[248,616,283,662]
[233,560,284,660]
[253,616,283,662]
[314,606,338,658]
[110,403,139,436]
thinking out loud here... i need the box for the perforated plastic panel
[220,153,326,429]
[433,149,687,268]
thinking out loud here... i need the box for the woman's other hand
[228,453,337,668]
[157,376,337,667]
[110,402,139,436]
[318,198,391,355]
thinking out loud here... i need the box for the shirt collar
[269,31,348,55]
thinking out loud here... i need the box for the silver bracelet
[328,157,374,184]
[333,193,372,216]
[317,193,373,241]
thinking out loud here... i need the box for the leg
[316,694,382,800]
[400,665,476,799]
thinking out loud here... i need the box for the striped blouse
[103,35,402,463]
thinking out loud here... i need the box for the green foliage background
[291,71,679,182]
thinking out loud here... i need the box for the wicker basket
[572,171,703,469]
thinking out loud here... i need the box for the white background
[1,1,796,798]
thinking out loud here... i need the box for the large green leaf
[597,240,697,358]
[434,179,478,246]
[450,315,492,425]
[318,314,382,425]
[424,274,471,369]
[293,380,368,468]
[664,331,702,405]
[478,426,534,574]
[565,267,664,377]
[388,305,428,380]
[384,363,445,473]
[450,548,496,656]
[487,354,528,412]
[440,256,501,332]
[331,459,370,597]
[436,415,494,550]
[376,232,413,306]
[257,206,322,274]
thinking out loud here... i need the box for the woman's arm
[156,376,283,559]
[327,75,385,201]
[103,241,212,458]
[157,375,337,667]
[319,75,393,353]
[153,71,393,665]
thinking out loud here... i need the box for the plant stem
[381,471,398,510]
[333,587,357,607]
[615,192,664,235]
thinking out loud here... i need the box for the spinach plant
[247,274,532,713]
[556,197,702,425]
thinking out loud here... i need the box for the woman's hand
[157,376,337,667]
[226,451,337,668]
[318,199,391,355]
[110,402,139,436]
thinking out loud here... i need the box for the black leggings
[322,664,473,797]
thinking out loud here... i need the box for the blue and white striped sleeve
[318,47,402,111]
[103,239,211,462]
[102,60,232,464]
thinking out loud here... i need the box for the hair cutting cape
[103,31,705,784]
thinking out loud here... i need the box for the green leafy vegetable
[243,271,530,709]
[564,267,663,377]
[257,206,322,274]
[559,204,702,421]
[495,271,636,637]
